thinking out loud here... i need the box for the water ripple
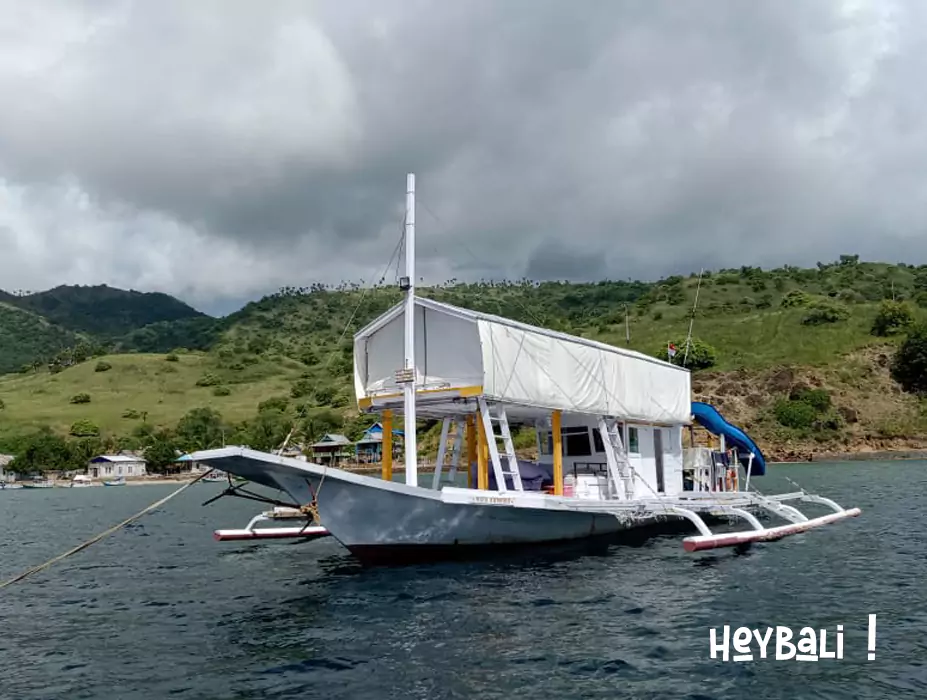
[0,462,922,699]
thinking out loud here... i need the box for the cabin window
[592,429,605,453]
[562,426,592,457]
[628,427,640,454]
[539,431,552,456]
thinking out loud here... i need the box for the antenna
[682,268,704,367]
[401,173,418,486]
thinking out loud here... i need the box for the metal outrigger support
[556,489,861,553]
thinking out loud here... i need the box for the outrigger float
[213,506,329,542]
[193,173,860,565]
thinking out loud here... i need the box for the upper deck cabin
[352,296,705,498]
[353,296,690,422]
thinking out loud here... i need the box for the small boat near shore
[190,173,860,567]
[21,477,55,489]
[103,476,126,487]
[70,474,94,488]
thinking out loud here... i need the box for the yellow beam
[358,385,484,410]
[466,414,476,489]
[477,411,489,490]
[381,410,393,481]
[552,410,563,496]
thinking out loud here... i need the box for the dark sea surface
[0,461,923,699]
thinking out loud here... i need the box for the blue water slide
[690,401,767,476]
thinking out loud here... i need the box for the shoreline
[13,448,927,488]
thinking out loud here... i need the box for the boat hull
[188,448,671,565]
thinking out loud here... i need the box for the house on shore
[0,454,16,483]
[88,454,148,479]
[310,434,353,465]
[354,423,404,463]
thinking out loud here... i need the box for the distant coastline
[772,448,927,464]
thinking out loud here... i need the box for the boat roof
[355,295,686,373]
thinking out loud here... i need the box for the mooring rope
[0,469,213,591]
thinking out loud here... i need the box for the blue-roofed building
[354,422,404,464]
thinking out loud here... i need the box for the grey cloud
[0,0,923,303]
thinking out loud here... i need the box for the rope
[0,470,213,591]
[274,217,407,456]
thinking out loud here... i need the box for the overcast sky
[0,0,920,314]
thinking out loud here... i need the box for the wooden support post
[466,414,476,489]
[552,410,563,496]
[382,410,393,482]
[477,410,489,490]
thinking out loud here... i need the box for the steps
[478,398,524,492]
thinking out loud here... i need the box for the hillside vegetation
[9,284,205,336]
[4,255,927,472]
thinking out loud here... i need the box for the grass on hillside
[0,352,305,439]
[3,257,927,454]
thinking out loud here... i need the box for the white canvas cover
[354,297,691,424]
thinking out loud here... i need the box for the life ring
[725,468,736,491]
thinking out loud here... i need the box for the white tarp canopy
[353,296,691,424]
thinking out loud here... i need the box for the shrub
[69,419,100,437]
[195,372,221,387]
[122,409,142,419]
[665,338,718,370]
[290,379,313,399]
[259,396,289,413]
[313,385,337,405]
[871,300,915,337]
[0,398,5,410]
[790,387,831,412]
[773,399,817,429]
[213,386,231,397]
[781,290,812,308]
[801,301,849,326]
[94,361,112,372]
[891,323,927,394]
[837,289,865,304]
[70,393,91,404]
[165,353,179,362]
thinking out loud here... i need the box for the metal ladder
[431,416,464,489]
[598,417,634,500]
[478,397,523,492]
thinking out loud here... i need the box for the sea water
[0,462,923,699]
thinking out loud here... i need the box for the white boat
[103,476,126,487]
[0,482,23,490]
[70,474,94,488]
[189,174,861,566]
[21,476,55,489]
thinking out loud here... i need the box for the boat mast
[403,173,418,486]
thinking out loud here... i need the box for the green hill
[0,303,83,375]
[3,255,927,472]
[7,284,206,337]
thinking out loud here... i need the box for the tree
[145,432,181,473]
[10,431,73,473]
[871,300,915,337]
[891,323,927,394]
[175,407,226,451]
